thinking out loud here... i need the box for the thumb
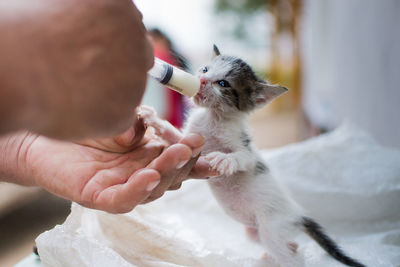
[114,117,147,147]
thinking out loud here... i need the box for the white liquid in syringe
[148,58,200,97]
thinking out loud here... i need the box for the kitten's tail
[299,216,366,267]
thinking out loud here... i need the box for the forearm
[0,0,153,140]
[0,131,38,186]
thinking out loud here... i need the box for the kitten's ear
[213,44,221,58]
[254,82,288,108]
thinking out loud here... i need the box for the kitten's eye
[218,80,231,88]
[202,66,208,73]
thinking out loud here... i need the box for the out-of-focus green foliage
[215,0,295,38]
[215,0,269,39]
[215,0,269,14]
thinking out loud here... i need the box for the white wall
[302,0,400,148]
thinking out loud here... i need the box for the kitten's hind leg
[288,242,298,253]
[137,105,183,144]
[257,219,301,267]
[246,226,260,243]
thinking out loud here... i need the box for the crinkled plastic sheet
[36,124,400,267]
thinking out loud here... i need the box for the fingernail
[176,159,189,169]
[192,146,203,158]
[146,180,160,191]
[208,172,221,178]
[208,167,220,177]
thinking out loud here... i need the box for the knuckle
[112,205,135,214]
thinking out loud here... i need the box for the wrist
[0,131,39,186]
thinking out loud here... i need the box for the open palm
[19,120,213,213]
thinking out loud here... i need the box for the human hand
[0,0,153,139]
[0,119,215,213]
[77,116,218,205]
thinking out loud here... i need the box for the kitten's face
[194,46,288,114]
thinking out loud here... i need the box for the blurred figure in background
[145,28,189,128]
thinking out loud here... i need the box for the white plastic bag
[36,124,400,267]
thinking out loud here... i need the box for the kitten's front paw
[205,152,239,176]
[137,105,165,135]
[137,105,158,126]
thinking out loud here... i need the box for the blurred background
[2,0,399,265]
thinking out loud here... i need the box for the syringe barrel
[148,58,200,97]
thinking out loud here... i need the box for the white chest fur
[184,108,263,226]
[184,108,246,154]
[184,108,301,227]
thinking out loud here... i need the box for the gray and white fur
[138,45,365,267]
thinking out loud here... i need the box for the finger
[162,134,204,190]
[189,156,220,178]
[141,155,198,204]
[168,182,182,191]
[144,143,192,201]
[142,134,206,202]
[114,117,147,148]
[167,155,199,189]
[93,169,160,213]
[178,133,205,158]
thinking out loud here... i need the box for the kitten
[138,45,365,267]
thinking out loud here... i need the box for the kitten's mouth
[194,85,206,102]
[195,91,204,99]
